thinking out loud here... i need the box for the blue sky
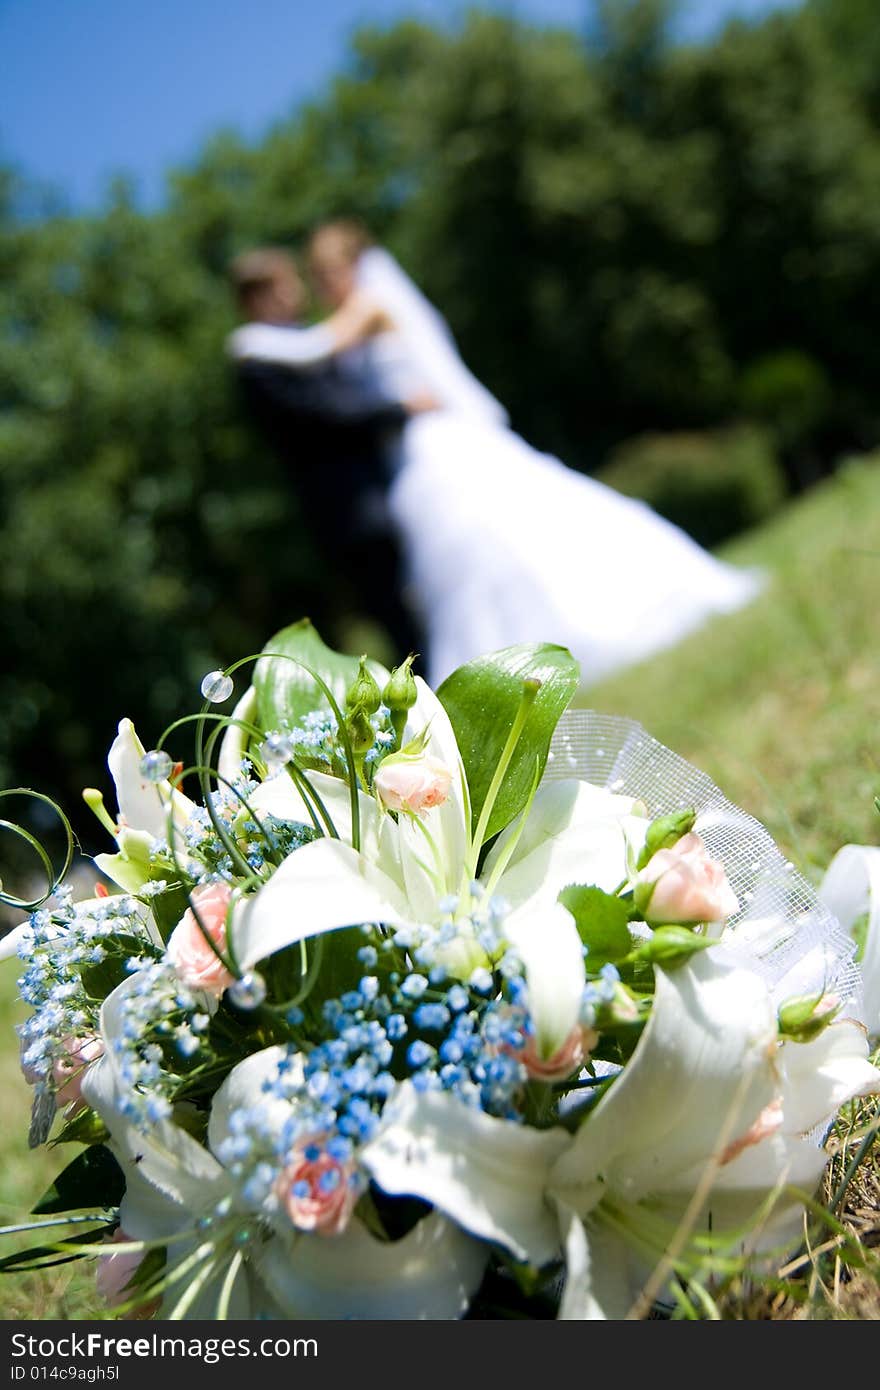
[0,0,802,210]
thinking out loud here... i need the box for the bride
[228,221,763,688]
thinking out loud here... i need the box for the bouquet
[1,619,878,1321]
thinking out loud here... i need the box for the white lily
[361,1081,569,1264]
[212,1047,489,1319]
[87,1013,488,1320]
[232,678,649,1064]
[86,718,196,892]
[359,947,876,1314]
[546,947,880,1318]
[82,974,255,1318]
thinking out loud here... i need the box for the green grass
[0,968,103,1319]
[584,454,880,878]
[1,454,879,1318]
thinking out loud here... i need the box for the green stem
[463,679,540,885]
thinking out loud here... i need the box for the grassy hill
[586,454,880,879]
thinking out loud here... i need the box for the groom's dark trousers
[236,357,423,662]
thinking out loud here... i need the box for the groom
[228,246,427,661]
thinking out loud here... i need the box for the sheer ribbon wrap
[548,710,864,1028]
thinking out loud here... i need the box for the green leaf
[0,1227,113,1274]
[558,884,634,967]
[50,1107,110,1148]
[80,933,157,999]
[146,878,194,943]
[437,641,579,841]
[253,619,389,736]
[633,926,713,970]
[32,1145,125,1215]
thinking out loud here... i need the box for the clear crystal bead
[201,669,234,703]
[228,970,266,1010]
[260,731,294,773]
[139,749,173,782]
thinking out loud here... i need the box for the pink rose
[167,882,235,997]
[374,755,452,815]
[519,1025,598,1083]
[276,1137,359,1237]
[53,1035,105,1109]
[636,831,739,925]
[20,1035,104,1111]
[96,1228,159,1318]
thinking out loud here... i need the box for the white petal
[484,779,644,882]
[208,1046,302,1158]
[506,900,585,1058]
[108,718,194,840]
[779,1018,880,1136]
[556,1206,633,1320]
[255,1211,487,1319]
[495,800,646,917]
[232,837,409,969]
[659,1131,829,1260]
[404,678,469,884]
[556,1202,595,1319]
[83,1030,229,1236]
[362,1082,568,1265]
[821,844,880,1035]
[249,769,382,856]
[550,947,779,1211]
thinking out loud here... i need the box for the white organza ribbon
[548,711,864,1024]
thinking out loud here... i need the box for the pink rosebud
[53,1035,105,1109]
[96,1228,159,1319]
[167,882,235,997]
[374,754,453,815]
[276,1137,359,1237]
[635,831,739,925]
[520,1025,598,1083]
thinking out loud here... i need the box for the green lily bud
[636,808,697,871]
[346,656,382,716]
[345,701,375,757]
[778,992,841,1043]
[634,925,712,970]
[382,654,419,747]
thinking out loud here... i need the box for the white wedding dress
[357,333,763,685]
[229,248,763,687]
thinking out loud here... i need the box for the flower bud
[374,750,453,815]
[634,832,739,926]
[636,808,698,871]
[382,655,419,747]
[346,656,381,716]
[382,655,418,713]
[634,925,712,970]
[345,702,375,757]
[777,991,841,1043]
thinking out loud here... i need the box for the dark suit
[236,356,422,660]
